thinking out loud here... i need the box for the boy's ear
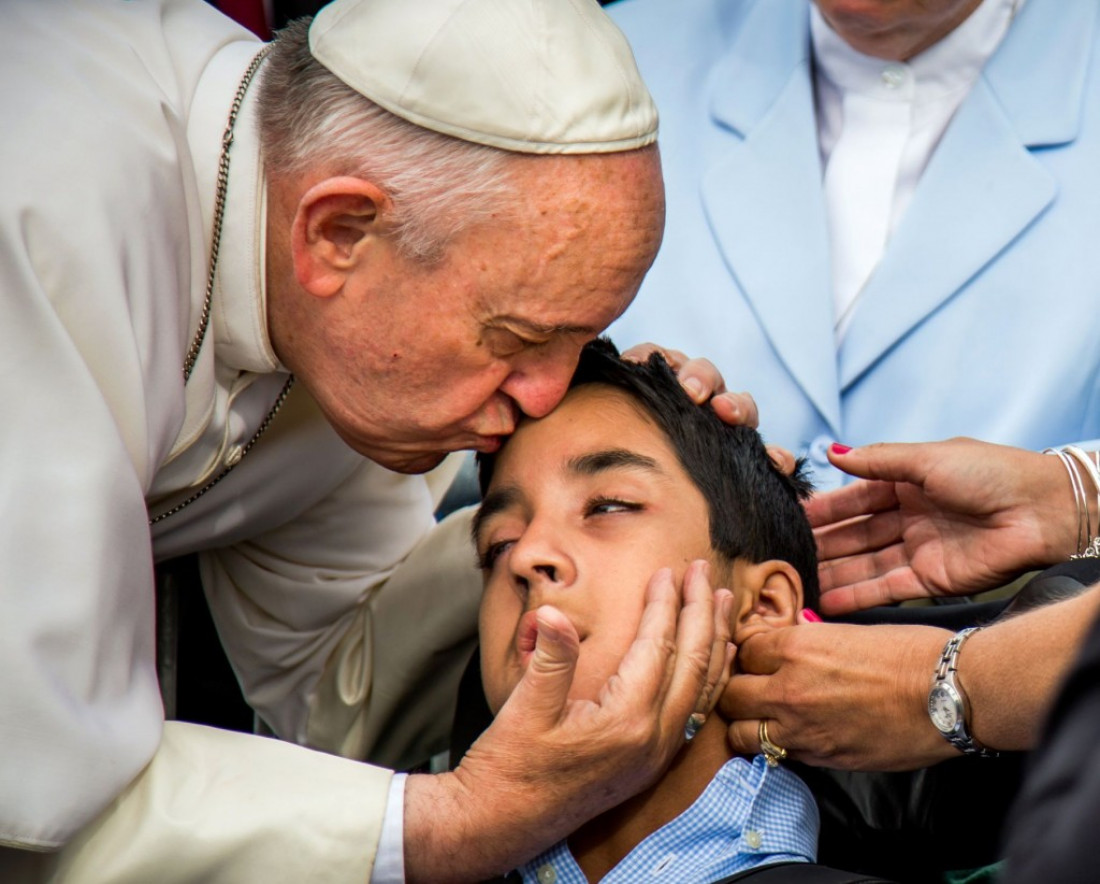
[290,176,392,298]
[731,560,804,645]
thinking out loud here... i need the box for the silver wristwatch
[927,627,999,758]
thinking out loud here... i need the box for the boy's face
[476,383,729,713]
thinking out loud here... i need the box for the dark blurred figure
[208,0,271,38]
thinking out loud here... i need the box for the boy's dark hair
[477,338,820,608]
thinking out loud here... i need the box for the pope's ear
[290,176,391,298]
[731,560,803,645]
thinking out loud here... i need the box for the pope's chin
[372,437,508,474]
[329,417,509,472]
[376,450,450,475]
[330,427,449,474]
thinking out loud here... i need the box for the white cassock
[0,1,482,879]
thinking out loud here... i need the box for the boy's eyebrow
[568,448,662,476]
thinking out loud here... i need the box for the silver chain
[151,46,295,526]
[183,45,270,382]
[149,374,295,526]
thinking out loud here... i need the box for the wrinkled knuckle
[774,680,804,711]
[690,646,713,677]
[658,635,680,658]
[773,629,804,662]
[618,716,658,757]
[807,727,839,760]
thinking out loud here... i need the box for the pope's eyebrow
[495,315,599,337]
[472,485,522,545]
[568,448,662,476]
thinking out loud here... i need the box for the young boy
[471,338,821,883]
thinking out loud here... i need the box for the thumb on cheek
[502,606,580,728]
[531,608,576,670]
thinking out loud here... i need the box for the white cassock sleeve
[0,723,394,882]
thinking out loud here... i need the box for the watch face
[929,684,960,733]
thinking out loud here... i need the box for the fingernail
[830,443,852,455]
[683,377,704,400]
[801,608,822,623]
[688,559,709,579]
[535,613,563,645]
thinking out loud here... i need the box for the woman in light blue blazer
[609,0,1100,491]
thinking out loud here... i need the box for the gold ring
[758,719,788,767]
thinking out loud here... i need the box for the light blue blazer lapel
[702,0,841,435]
[839,0,1094,390]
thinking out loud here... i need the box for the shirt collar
[187,40,282,376]
[811,0,1023,103]
[518,756,818,884]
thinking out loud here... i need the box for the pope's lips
[474,434,505,453]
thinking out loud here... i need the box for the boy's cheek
[478,617,519,714]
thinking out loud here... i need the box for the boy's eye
[478,539,515,571]
[585,497,642,516]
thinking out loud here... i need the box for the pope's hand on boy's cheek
[697,587,736,716]
[437,562,722,872]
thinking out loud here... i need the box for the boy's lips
[515,610,541,665]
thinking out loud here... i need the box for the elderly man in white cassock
[0,1,744,881]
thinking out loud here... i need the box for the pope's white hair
[258,18,515,263]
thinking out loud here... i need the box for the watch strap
[931,627,1000,758]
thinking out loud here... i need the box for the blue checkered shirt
[517,755,818,884]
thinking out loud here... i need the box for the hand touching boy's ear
[730,560,804,648]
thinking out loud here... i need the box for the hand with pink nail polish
[804,438,1086,613]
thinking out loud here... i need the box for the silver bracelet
[1044,447,1100,559]
[1045,448,1087,555]
[1065,446,1100,559]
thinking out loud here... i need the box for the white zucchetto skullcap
[308,0,658,154]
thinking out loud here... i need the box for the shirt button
[537,864,557,884]
[881,64,906,89]
[808,435,834,464]
[745,829,763,849]
[225,444,244,467]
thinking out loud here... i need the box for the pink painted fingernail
[830,443,852,455]
[801,609,823,623]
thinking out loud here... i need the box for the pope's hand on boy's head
[621,341,760,430]
[619,342,799,478]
